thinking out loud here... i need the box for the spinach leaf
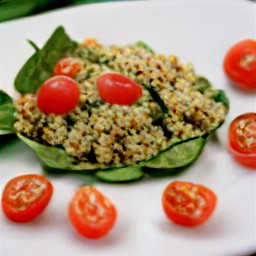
[15,26,77,94]
[193,76,229,108]
[193,76,211,93]
[0,0,68,23]
[17,133,76,169]
[17,133,144,180]
[212,89,229,108]
[146,86,169,114]
[0,90,15,133]
[143,137,206,170]
[96,166,144,182]
[17,133,109,171]
[17,131,206,178]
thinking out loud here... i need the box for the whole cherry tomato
[97,73,142,105]
[37,75,80,115]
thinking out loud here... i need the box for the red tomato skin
[229,147,256,169]
[68,186,117,239]
[162,181,217,227]
[228,113,256,169]
[37,75,80,115]
[223,39,256,90]
[54,57,83,78]
[1,174,53,223]
[97,73,142,105]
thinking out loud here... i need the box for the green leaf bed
[0,26,229,182]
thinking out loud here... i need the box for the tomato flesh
[162,181,217,227]
[54,57,83,78]
[228,112,256,169]
[97,73,142,105]
[1,174,53,223]
[68,186,117,239]
[223,39,256,90]
[37,75,80,115]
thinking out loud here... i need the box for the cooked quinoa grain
[14,39,228,167]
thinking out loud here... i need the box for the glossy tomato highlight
[1,174,53,223]
[69,186,117,239]
[162,181,217,227]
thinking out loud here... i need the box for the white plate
[0,0,255,256]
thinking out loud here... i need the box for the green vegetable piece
[212,89,230,108]
[17,133,76,169]
[18,129,205,177]
[135,41,154,53]
[193,76,211,93]
[0,0,67,22]
[17,133,105,171]
[17,133,146,179]
[14,26,77,94]
[27,39,40,51]
[193,76,229,108]
[143,137,206,169]
[0,0,39,22]
[96,166,144,182]
[147,86,168,114]
[0,90,15,133]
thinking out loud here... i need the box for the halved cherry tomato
[54,57,83,78]
[162,181,217,227]
[37,75,80,115]
[228,112,256,169]
[223,39,256,90]
[1,174,53,223]
[68,186,117,239]
[97,73,142,105]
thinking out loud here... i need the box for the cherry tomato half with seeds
[1,174,53,223]
[97,73,142,105]
[37,75,80,115]
[228,112,256,169]
[68,186,117,239]
[223,39,256,90]
[54,57,83,78]
[162,181,217,227]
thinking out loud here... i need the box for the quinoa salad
[0,27,229,180]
